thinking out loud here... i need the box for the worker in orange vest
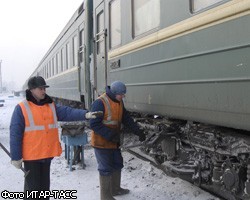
[90,81,146,200]
[10,76,100,200]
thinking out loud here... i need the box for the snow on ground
[0,94,220,200]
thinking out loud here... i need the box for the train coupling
[120,130,177,151]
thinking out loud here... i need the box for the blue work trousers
[94,148,123,176]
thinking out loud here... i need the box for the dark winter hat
[28,76,49,89]
[110,81,126,95]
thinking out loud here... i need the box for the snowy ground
[0,94,220,200]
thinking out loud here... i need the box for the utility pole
[0,60,2,93]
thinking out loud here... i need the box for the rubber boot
[100,175,116,200]
[111,170,130,196]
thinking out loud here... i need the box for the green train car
[25,0,250,199]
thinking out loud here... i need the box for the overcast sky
[0,0,84,90]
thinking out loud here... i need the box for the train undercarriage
[123,114,250,200]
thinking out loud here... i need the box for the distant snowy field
[0,94,220,200]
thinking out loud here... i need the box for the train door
[79,24,86,104]
[93,1,107,97]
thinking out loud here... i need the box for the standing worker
[10,76,100,200]
[90,81,146,200]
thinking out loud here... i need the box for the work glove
[11,159,23,169]
[85,111,103,119]
[136,129,146,142]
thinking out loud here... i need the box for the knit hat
[110,81,126,95]
[28,76,49,89]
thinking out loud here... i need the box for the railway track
[125,148,174,177]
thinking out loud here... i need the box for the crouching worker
[90,81,146,200]
[10,76,101,200]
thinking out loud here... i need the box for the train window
[44,65,47,78]
[47,62,49,78]
[53,57,57,75]
[79,29,85,63]
[61,48,64,72]
[47,64,49,78]
[56,53,59,73]
[66,43,70,69]
[191,0,224,12]
[48,62,51,78]
[97,11,105,54]
[109,0,121,49]
[55,56,57,74]
[47,65,49,78]
[72,36,78,66]
[132,0,160,37]
[52,58,55,76]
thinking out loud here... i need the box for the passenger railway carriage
[25,0,250,199]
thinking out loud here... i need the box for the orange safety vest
[91,93,123,149]
[19,100,62,161]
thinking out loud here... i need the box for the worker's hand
[136,129,146,142]
[11,159,23,169]
[110,130,121,143]
[111,134,120,143]
[85,111,103,119]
